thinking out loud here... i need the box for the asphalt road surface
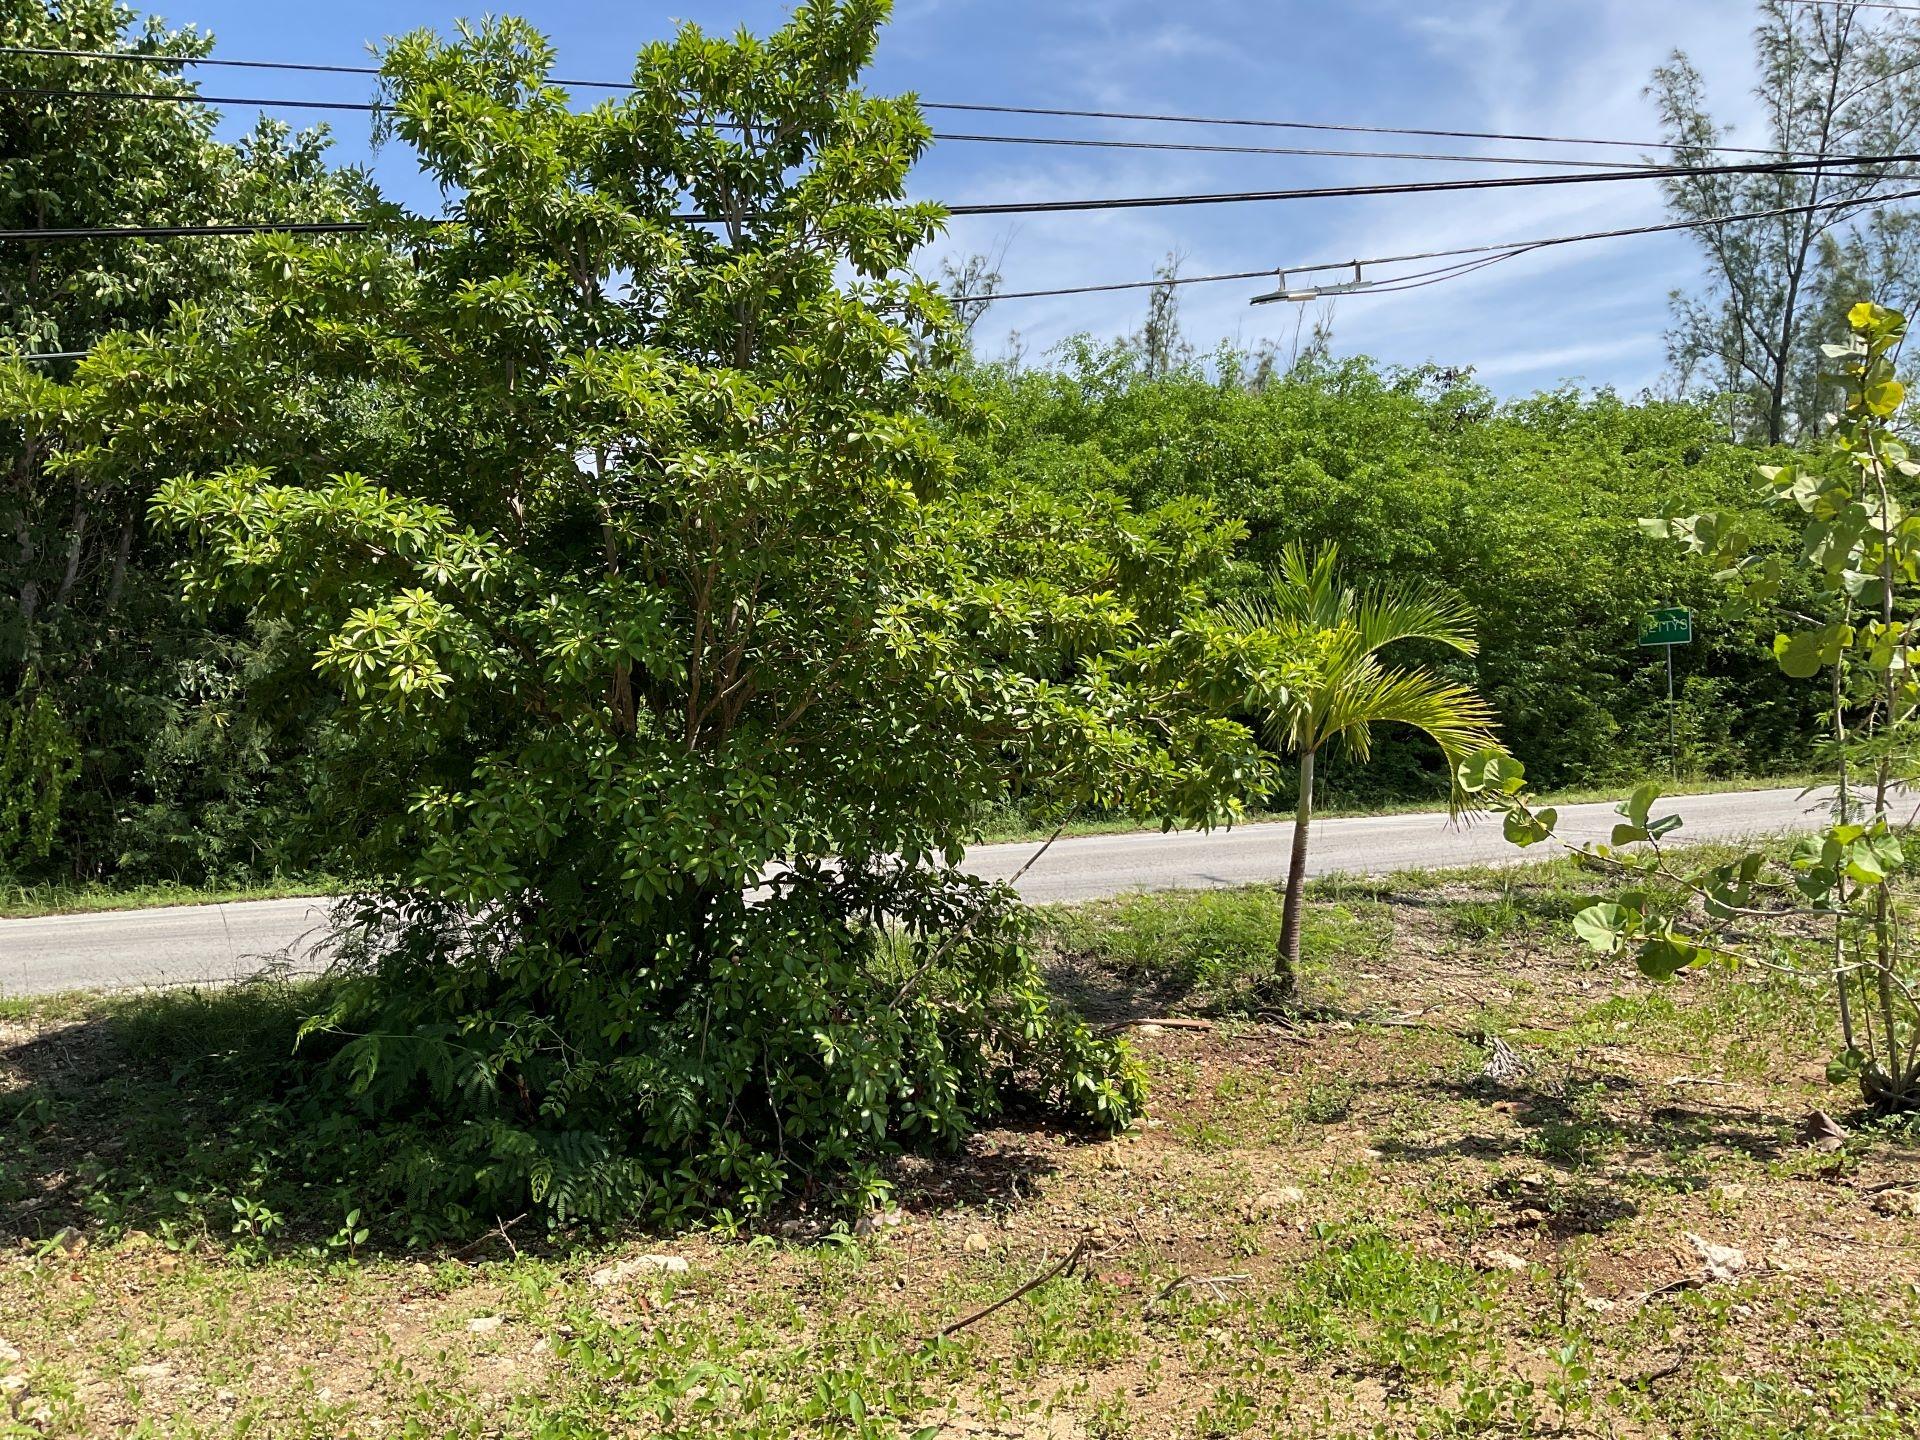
[1,784,1840,997]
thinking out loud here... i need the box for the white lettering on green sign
[1638,608,1692,647]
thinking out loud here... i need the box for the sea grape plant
[1469,301,1920,1111]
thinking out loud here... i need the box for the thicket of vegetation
[14,4,1906,894]
[961,347,1818,802]
[8,0,1920,1242]
[1,0,364,887]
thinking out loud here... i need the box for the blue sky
[154,0,1778,398]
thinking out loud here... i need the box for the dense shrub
[32,7,1283,1233]
[959,345,1817,799]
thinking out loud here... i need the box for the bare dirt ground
[3,873,1918,1438]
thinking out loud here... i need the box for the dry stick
[1153,1272,1253,1303]
[931,1237,1091,1342]
[451,1213,527,1260]
[1633,1354,1688,1387]
[1096,1017,1216,1036]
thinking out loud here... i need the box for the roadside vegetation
[6,865,1917,1438]
[7,2,1920,1438]
[0,876,338,921]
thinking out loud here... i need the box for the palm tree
[1219,544,1499,996]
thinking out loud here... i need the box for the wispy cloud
[186,0,1789,398]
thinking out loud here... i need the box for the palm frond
[1350,577,1478,657]
[1212,591,1284,636]
[1273,542,1348,630]
[1323,661,1500,769]
[1213,545,1496,801]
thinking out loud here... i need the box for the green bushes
[40,7,1275,1233]
[295,869,1143,1233]
[960,348,1816,799]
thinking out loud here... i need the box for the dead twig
[451,1213,527,1260]
[1152,1272,1252,1305]
[930,1237,1091,1342]
[1632,1277,1703,1306]
[1631,1353,1688,1387]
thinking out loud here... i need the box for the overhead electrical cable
[0,43,1846,162]
[937,152,1920,217]
[0,84,1661,168]
[0,221,375,241]
[984,185,1920,302]
[1781,1,1920,15]
[15,186,1920,361]
[1273,185,1920,277]
[4,151,1918,241]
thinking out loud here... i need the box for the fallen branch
[451,1213,527,1260]
[1096,1017,1215,1037]
[931,1237,1090,1342]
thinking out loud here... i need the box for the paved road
[0,785,1839,997]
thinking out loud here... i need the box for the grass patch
[0,875,340,919]
[5,863,1918,1439]
[1033,885,1392,1012]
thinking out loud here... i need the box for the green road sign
[1638,607,1692,647]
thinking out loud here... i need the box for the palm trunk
[1277,748,1315,997]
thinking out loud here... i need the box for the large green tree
[1,1,359,879]
[26,5,1277,1229]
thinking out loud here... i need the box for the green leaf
[1773,624,1850,679]
[1573,902,1632,953]
[1826,1047,1868,1084]
[1621,781,1661,829]
[1866,378,1906,417]
[1844,839,1887,885]
[1505,806,1551,852]
[1457,746,1524,797]
[1635,935,1699,981]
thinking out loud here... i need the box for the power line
[0,84,1659,169]
[929,133,1648,169]
[1272,184,1920,278]
[16,188,1920,361]
[941,152,1920,217]
[0,43,1834,162]
[0,221,374,241]
[988,185,1920,303]
[4,150,1917,241]
[1781,1,1920,14]
[2,83,375,113]
[919,100,1816,160]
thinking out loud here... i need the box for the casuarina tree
[19,4,1282,1232]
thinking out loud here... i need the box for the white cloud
[911,0,1776,396]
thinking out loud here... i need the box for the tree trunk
[1277,748,1315,997]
